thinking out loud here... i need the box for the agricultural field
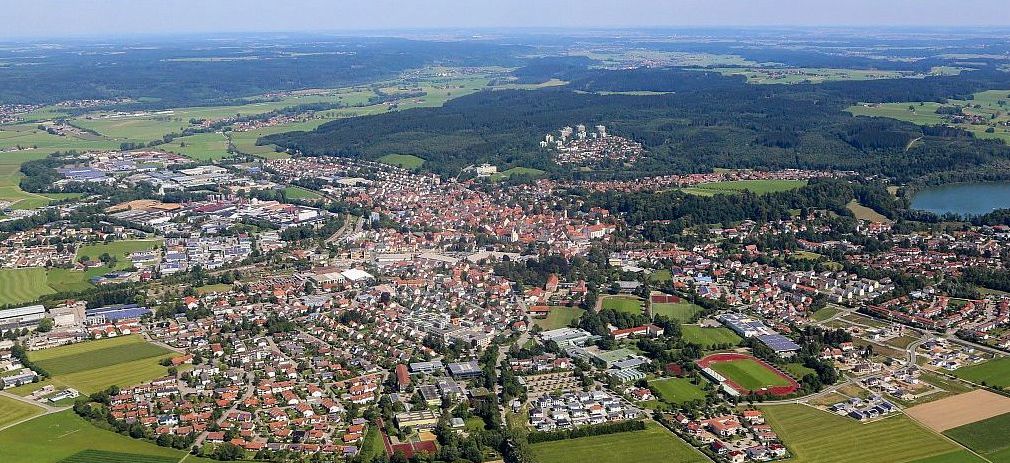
[953,357,1010,388]
[45,239,164,293]
[601,296,643,315]
[681,325,742,348]
[847,199,892,223]
[0,410,186,463]
[27,335,175,394]
[650,301,702,321]
[530,422,707,463]
[706,67,920,84]
[943,411,1010,462]
[906,390,1010,432]
[0,267,55,306]
[847,89,1010,143]
[33,340,170,376]
[649,377,707,404]
[533,306,585,331]
[58,450,180,463]
[679,179,807,196]
[0,395,42,430]
[708,357,792,391]
[160,132,230,161]
[0,149,70,210]
[377,153,425,169]
[760,404,963,463]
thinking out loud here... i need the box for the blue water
[911,182,1010,216]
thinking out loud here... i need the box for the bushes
[527,420,647,444]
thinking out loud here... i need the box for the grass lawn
[709,358,791,391]
[489,166,546,181]
[46,239,163,293]
[943,412,1010,460]
[906,450,989,463]
[650,378,706,404]
[283,186,322,200]
[681,325,742,348]
[359,427,385,462]
[530,422,707,463]
[0,410,185,463]
[650,301,702,321]
[811,306,840,322]
[680,179,807,196]
[761,404,961,463]
[533,307,585,331]
[28,335,174,394]
[647,269,671,283]
[195,283,233,294]
[0,395,43,429]
[954,357,1010,388]
[847,199,891,223]
[377,153,425,169]
[783,363,817,379]
[0,267,55,306]
[34,341,170,376]
[57,450,181,463]
[601,296,643,315]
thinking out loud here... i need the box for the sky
[5,0,1010,39]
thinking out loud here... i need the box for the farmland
[34,340,171,376]
[533,306,585,331]
[847,89,1010,143]
[601,296,643,315]
[377,153,425,169]
[708,357,792,391]
[0,410,185,463]
[953,357,1010,388]
[0,395,42,430]
[529,421,707,463]
[283,186,322,200]
[905,390,1010,432]
[760,404,963,463]
[27,335,175,394]
[943,411,1010,462]
[681,325,742,348]
[679,179,807,196]
[650,301,702,321]
[58,450,180,463]
[44,239,164,293]
[649,377,707,404]
[0,267,55,306]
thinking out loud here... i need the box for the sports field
[943,411,1010,462]
[681,325,742,348]
[651,301,702,321]
[27,335,174,394]
[680,179,807,196]
[761,404,964,463]
[601,296,643,315]
[530,422,707,463]
[708,357,791,391]
[649,377,707,404]
[533,306,585,331]
[0,410,185,463]
[953,357,1010,388]
[0,267,55,306]
[0,395,42,430]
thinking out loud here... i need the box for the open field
[761,404,962,463]
[0,395,43,429]
[708,357,792,391]
[707,67,909,84]
[681,325,742,348]
[34,341,170,376]
[27,335,174,394]
[43,239,164,293]
[160,132,230,161]
[283,186,322,200]
[783,362,816,379]
[601,296,643,315]
[906,390,1010,432]
[533,306,585,331]
[847,199,892,223]
[58,450,180,463]
[650,377,707,404]
[530,422,707,463]
[811,306,840,322]
[54,356,175,394]
[943,411,1010,462]
[0,267,55,306]
[680,179,807,196]
[489,166,546,181]
[377,153,425,169]
[847,89,1010,143]
[953,357,1010,388]
[906,450,989,463]
[651,301,702,321]
[0,410,185,463]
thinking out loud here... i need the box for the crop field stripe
[35,342,171,376]
[59,450,180,463]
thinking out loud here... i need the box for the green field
[681,325,742,348]
[45,239,163,293]
[377,153,425,169]
[0,395,43,430]
[650,301,702,321]
[783,362,817,379]
[601,296,643,315]
[953,357,1010,388]
[680,179,807,196]
[847,199,891,223]
[847,89,1010,143]
[283,186,322,200]
[34,342,170,376]
[761,404,962,463]
[533,307,585,331]
[27,335,174,394]
[906,450,988,463]
[530,422,707,463]
[161,132,230,161]
[0,411,185,463]
[649,378,707,404]
[943,412,1010,462]
[708,358,791,391]
[59,450,180,463]
[707,67,912,84]
[811,306,841,322]
[489,166,547,181]
[0,267,55,306]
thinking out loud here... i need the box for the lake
[911,182,1010,216]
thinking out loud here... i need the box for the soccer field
[681,325,742,347]
[650,377,707,404]
[709,358,791,391]
[601,296,643,314]
[651,301,702,321]
[530,422,707,463]
[761,404,964,463]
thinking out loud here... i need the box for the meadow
[847,199,891,223]
[34,341,170,376]
[709,357,791,391]
[27,335,174,394]
[532,306,585,331]
[681,325,742,348]
[760,404,965,463]
[601,296,643,315]
[0,411,185,463]
[530,422,707,463]
[847,89,1010,143]
[650,301,702,321]
[0,395,42,430]
[943,412,1010,462]
[44,239,164,293]
[953,357,1010,388]
[649,377,707,404]
[58,450,180,463]
[283,186,322,200]
[679,179,807,196]
[0,267,55,306]
[377,153,425,169]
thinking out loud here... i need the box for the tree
[37,318,54,333]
